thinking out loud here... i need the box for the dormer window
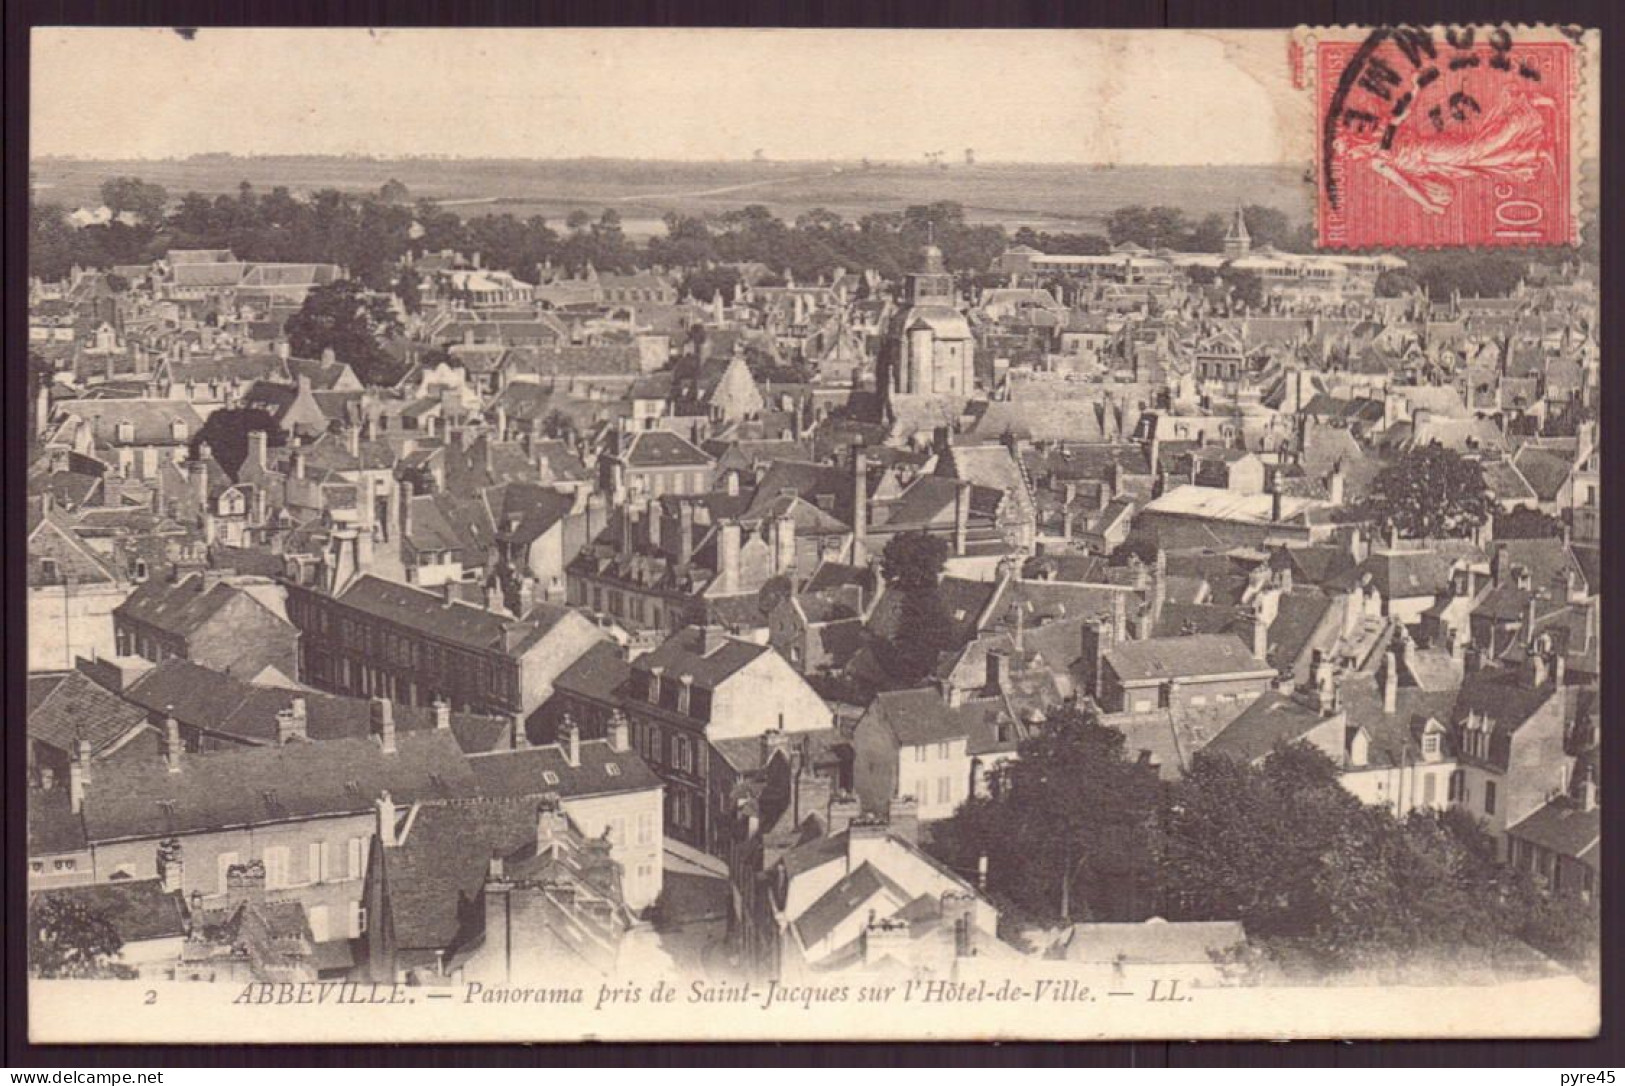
[648,667,663,706]
[1422,732,1441,759]
[116,420,136,444]
[170,419,189,442]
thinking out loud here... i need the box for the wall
[1342,758,1457,817]
[706,651,834,741]
[29,582,127,672]
[896,739,971,822]
[88,812,378,940]
[561,788,664,911]
[517,611,607,715]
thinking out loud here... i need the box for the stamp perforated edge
[1293,24,1597,251]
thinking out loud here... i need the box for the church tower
[1224,206,1251,259]
[881,243,976,403]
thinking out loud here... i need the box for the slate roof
[114,574,268,640]
[29,786,88,855]
[794,861,909,948]
[552,641,632,704]
[635,627,769,690]
[1506,799,1600,861]
[468,740,661,801]
[621,430,713,470]
[80,730,477,843]
[54,399,205,446]
[1200,691,1329,764]
[333,575,574,656]
[378,800,540,950]
[1106,633,1269,683]
[863,688,988,746]
[123,658,511,754]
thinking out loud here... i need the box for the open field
[31,157,1315,236]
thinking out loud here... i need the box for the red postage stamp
[1306,26,1586,250]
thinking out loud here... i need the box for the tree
[393,269,423,316]
[379,178,411,204]
[285,279,404,388]
[1218,265,1265,310]
[879,530,948,591]
[29,895,133,979]
[189,408,284,478]
[99,176,168,225]
[1362,445,1494,540]
[876,587,957,685]
[932,704,1161,923]
[1375,267,1422,297]
[1493,505,1564,540]
[1162,744,1361,939]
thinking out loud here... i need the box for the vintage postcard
[24,26,1600,1044]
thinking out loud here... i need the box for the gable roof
[468,740,661,802]
[1106,633,1269,684]
[80,730,477,843]
[29,669,151,757]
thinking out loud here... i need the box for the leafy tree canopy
[285,279,405,388]
[29,895,134,979]
[879,530,949,591]
[1362,445,1494,541]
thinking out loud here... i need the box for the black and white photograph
[20,25,1603,1043]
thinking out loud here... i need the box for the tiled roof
[29,670,150,757]
[1201,691,1328,764]
[80,730,477,843]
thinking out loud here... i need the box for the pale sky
[32,28,1312,164]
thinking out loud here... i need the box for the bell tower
[1224,205,1251,259]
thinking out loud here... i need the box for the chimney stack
[69,739,92,814]
[850,446,868,565]
[372,697,396,754]
[165,716,184,773]
[376,791,398,848]
[157,838,184,895]
[677,501,695,567]
[718,521,742,595]
[563,716,581,768]
[608,710,630,753]
[1382,651,1399,714]
[954,480,971,556]
[276,697,307,744]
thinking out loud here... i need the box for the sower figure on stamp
[1340,89,1558,215]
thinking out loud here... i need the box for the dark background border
[6,0,1620,1068]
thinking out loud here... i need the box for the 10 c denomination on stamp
[1303,25,1588,250]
